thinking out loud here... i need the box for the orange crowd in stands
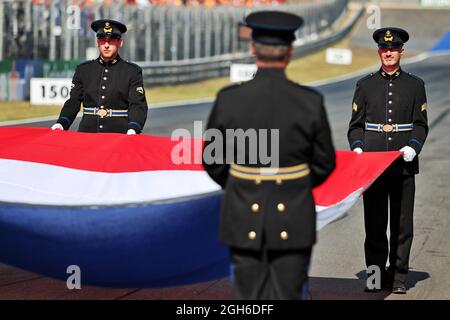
[31,0,287,7]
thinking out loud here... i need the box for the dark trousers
[229,245,312,300]
[363,173,415,283]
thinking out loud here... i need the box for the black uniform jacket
[203,68,336,251]
[56,55,148,133]
[348,68,428,175]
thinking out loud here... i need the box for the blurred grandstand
[0,0,345,61]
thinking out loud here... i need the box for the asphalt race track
[1,52,449,299]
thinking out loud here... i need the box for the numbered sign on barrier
[230,64,257,83]
[325,48,353,65]
[30,78,72,105]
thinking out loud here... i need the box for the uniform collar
[254,67,286,79]
[379,67,402,80]
[97,55,121,66]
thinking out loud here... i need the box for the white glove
[400,146,416,162]
[353,147,363,154]
[51,123,63,131]
[127,129,136,135]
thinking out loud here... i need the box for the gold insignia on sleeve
[421,102,427,112]
[136,87,144,94]
[103,22,112,33]
[384,30,393,42]
[352,102,358,112]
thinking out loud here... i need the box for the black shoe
[392,283,407,294]
[384,281,393,291]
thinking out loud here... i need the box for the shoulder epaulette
[125,60,143,71]
[78,59,96,67]
[300,84,322,96]
[358,72,375,84]
[218,82,245,94]
[406,72,425,84]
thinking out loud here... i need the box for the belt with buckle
[229,163,310,183]
[83,107,128,118]
[365,122,413,133]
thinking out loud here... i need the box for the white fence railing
[0,0,348,61]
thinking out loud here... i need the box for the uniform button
[389,101,392,104]
[248,231,256,240]
[100,105,104,108]
[105,69,108,72]
[388,119,392,122]
[280,231,288,240]
[276,179,283,185]
[389,110,392,113]
[389,83,393,87]
[277,203,285,212]
[388,137,392,141]
[255,179,261,185]
[99,125,103,129]
[389,92,392,96]
[102,86,105,89]
[251,203,259,213]
[102,96,105,99]
[103,77,107,80]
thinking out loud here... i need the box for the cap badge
[384,30,393,42]
[104,22,112,33]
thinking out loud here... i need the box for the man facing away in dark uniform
[202,11,336,299]
[51,19,148,134]
[348,28,428,294]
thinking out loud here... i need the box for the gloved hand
[51,123,63,131]
[353,147,363,154]
[127,129,136,135]
[400,146,416,162]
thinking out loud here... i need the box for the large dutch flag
[0,127,400,288]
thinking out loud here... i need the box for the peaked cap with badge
[245,11,303,45]
[373,27,409,48]
[91,19,127,38]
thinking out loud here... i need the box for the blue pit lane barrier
[432,29,450,51]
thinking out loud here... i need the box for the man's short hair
[254,43,290,61]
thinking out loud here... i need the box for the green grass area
[0,39,381,122]
[0,102,62,122]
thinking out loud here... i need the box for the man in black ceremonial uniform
[51,19,148,134]
[348,28,428,294]
[202,11,336,300]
